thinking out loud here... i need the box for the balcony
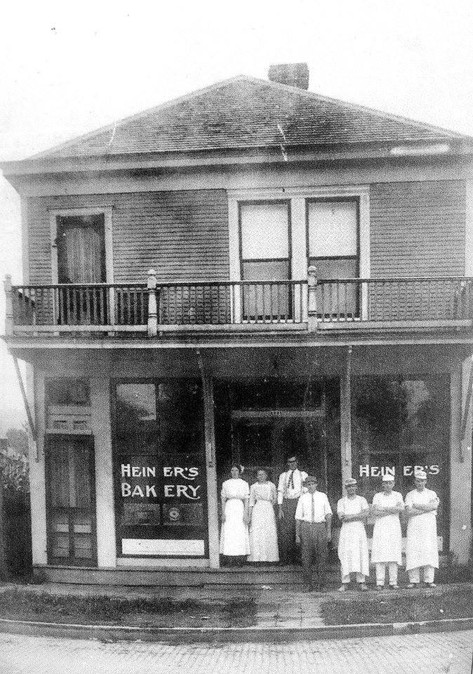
[4,270,473,340]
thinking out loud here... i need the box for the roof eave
[2,138,473,179]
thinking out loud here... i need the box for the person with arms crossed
[371,474,404,590]
[337,477,369,591]
[405,469,439,588]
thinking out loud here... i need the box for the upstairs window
[307,199,359,316]
[240,201,291,280]
[239,201,291,319]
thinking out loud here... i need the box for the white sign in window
[308,201,357,258]
[240,203,289,260]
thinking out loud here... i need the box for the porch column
[30,369,47,566]
[450,363,472,564]
[340,346,353,484]
[202,371,220,568]
[90,377,117,567]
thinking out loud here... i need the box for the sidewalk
[0,581,472,642]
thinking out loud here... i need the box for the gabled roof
[31,75,467,161]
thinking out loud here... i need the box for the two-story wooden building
[2,63,473,584]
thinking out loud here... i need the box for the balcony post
[307,265,318,332]
[4,275,13,336]
[147,269,158,337]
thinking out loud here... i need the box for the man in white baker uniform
[405,470,439,588]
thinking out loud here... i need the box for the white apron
[371,491,403,565]
[405,488,439,571]
[337,495,369,577]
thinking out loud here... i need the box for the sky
[1,0,473,433]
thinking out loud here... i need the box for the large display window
[351,375,450,549]
[112,379,207,557]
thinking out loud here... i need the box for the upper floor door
[57,214,106,284]
[56,213,107,324]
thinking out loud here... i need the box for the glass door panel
[46,436,96,566]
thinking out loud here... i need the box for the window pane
[157,381,202,455]
[240,203,289,259]
[311,259,358,316]
[46,379,90,406]
[310,258,357,279]
[242,261,290,318]
[116,383,156,442]
[308,201,357,257]
[242,260,289,280]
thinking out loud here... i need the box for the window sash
[240,202,290,260]
[308,200,358,258]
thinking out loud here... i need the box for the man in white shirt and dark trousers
[277,456,308,565]
[295,475,332,591]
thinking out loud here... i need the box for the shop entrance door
[45,436,97,566]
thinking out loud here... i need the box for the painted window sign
[358,464,440,477]
[120,463,202,500]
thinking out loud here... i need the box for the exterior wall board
[370,180,466,277]
[26,180,466,285]
[27,190,229,284]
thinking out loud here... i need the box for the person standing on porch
[295,475,332,591]
[337,478,369,591]
[277,456,308,564]
[220,465,250,565]
[248,469,279,563]
[371,474,404,589]
[405,470,439,588]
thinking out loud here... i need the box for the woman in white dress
[405,470,439,588]
[337,477,369,591]
[248,469,279,563]
[371,474,404,589]
[220,465,250,564]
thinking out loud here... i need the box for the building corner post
[307,265,318,332]
[4,275,13,337]
[147,269,158,337]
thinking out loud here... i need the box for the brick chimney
[268,63,309,90]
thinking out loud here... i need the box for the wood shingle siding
[370,180,466,277]
[27,190,229,283]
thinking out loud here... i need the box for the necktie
[288,471,294,490]
[311,494,315,523]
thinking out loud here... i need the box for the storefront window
[352,375,450,548]
[113,380,206,557]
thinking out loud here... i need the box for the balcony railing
[4,269,473,338]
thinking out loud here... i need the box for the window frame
[49,207,114,285]
[238,199,292,280]
[228,186,370,321]
[305,196,360,273]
